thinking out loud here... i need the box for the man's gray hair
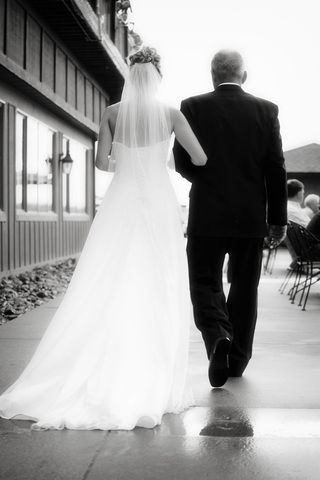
[211,49,245,84]
[304,194,320,208]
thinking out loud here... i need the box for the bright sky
[132,0,320,151]
[96,0,320,204]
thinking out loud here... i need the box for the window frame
[15,108,58,222]
[62,134,90,222]
[15,111,27,211]
[0,100,6,222]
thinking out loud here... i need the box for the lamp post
[60,149,73,175]
[60,142,73,212]
[45,157,53,174]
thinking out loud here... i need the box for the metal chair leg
[279,267,293,293]
[302,263,313,311]
[263,248,272,274]
[298,262,310,307]
[269,247,278,275]
[291,264,303,303]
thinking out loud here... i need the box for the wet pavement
[1,248,320,479]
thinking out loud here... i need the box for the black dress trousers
[187,236,264,374]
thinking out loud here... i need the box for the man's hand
[264,224,287,249]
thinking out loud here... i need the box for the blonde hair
[128,47,162,76]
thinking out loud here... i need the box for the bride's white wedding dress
[0,136,194,430]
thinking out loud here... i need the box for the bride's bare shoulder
[168,106,186,127]
[101,103,120,119]
[100,103,120,130]
[107,103,120,115]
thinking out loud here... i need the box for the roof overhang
[26,0,128,101]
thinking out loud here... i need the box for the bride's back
[108,101,172,149]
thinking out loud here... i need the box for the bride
[0,47,207,431]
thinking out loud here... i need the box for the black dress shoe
[228,361,246,377]
[208,336,231,388]
[228,370,243,377]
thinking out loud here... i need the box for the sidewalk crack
[82,431,109,480]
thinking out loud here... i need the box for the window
[62,136,87,214]
[15,111,54,212]
[15,112,26,210]
[0,102,5,212]
[100,0,115,40]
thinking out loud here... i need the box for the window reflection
[0,103,4,211]
[16,112,26,210]
[16,111,54,213]
[0,100,4,211]
[26,119,54,212]
[26,117,38,210]
[62,136,68,212]
[62,136,87,214]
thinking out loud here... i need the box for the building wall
[0,0,110,128]
[0,80,95,276]
[0,0,125,276]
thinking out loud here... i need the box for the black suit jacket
[173,85,288,237]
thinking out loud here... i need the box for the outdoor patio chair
[279,221,320,310]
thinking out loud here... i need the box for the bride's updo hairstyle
[128,47,162,77]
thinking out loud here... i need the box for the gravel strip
[0,258,77,325]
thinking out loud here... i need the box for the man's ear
[211,69,217,88]
[242,71,247,84]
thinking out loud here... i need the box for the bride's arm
[171,108,207,166]
[95,108,113,171]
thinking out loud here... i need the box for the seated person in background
[286,179,310,268]
[303,194,320,219]
[307,211,320,240]
[287,179,310,227]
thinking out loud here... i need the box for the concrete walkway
[1,249,320,480]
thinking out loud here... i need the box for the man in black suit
[173,50,287,387]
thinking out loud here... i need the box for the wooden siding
[0,0,110,131]
[0,0,127,276]
[0,219,90,274]
[6,0,25,67]
[55,47,67,100]
[41,32,55,89]
[93,86,100,124]
[85,148,95,217]
[67,59,76,108]
[25,0,127,102]
[85,79,93,122]
[76,70,85,115]
[0,100,94,276]
[0,0,5,53]
[26,15,41,81]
